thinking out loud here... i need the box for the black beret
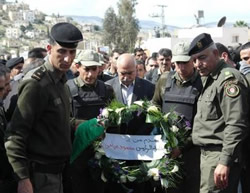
[188,33,214,56]
[50,22,83,48]
[6,57,24,69]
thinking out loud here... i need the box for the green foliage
[93,25,101,31]
[116,0,140,52]
[90,100,189,190]
[34,19,44,24]
[102,7,119,50]
[20,25,26,33]
[234,20,249,28]
[0,26,5,38]
[102,0,140,52]
[26,22,34,31]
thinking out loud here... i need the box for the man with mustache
[190,33,249,193]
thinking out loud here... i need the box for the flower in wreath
[147,168,160,181]
[79,100,189,191]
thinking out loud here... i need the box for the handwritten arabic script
[102,133,167,160]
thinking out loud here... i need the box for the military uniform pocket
[200,91,220,120]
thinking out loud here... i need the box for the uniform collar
[44,59,67,84]
[173,69,199,84]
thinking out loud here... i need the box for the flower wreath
[89,100,191,191]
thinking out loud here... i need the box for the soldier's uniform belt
[30,162,65,174]
[200,144,222,151]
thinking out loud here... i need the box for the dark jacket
[5,61,73,180]
[106,76,155,105]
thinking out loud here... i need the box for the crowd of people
[0,22,250,193]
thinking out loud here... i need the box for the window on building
[232,35,239,43]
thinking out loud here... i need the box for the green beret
[188,33,214,56]
[50,22,83,48]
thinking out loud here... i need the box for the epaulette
[31,66,46,81]
[224,71,235,80]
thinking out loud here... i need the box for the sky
[18,0,250,27]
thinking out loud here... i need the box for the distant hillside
[139,20,180,31]
[69,15,180,31]
[69,16,250,30]
[70,15,103,26]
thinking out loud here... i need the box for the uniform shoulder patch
[224,80,240,97]
[224,71,234,80]
[31,66,46,81]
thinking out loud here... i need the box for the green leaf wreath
[89,100,191,191]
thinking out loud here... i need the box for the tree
[0,28,5,38]
[34,19,44,24]
[117,0,139,52]
[102,7,119,50]
[234,20,248,28]
[20,25,26,33]
[26,22,34,31]
[102,0,140,52]
[93,25,101,31]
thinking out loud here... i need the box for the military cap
[6,57,24,69]
[172,41,191,63]
[74,50,101,66]
[99,54,105,65]
[50,22,83,48]
[188,33,214,56]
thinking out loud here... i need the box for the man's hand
[214,164,230,190]
[18,178,33,193]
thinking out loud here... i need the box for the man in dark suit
[105,53,155,193]
[106,53,155,106]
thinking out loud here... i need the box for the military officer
[152,41,202,193]
[190,33,249,193]
[4,22,83,193]
[67,49,114,193]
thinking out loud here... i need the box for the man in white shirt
[106,53,155,106]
